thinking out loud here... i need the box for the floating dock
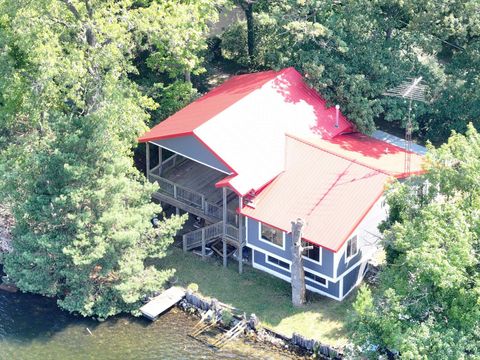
[140,287,186,320]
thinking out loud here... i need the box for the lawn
[153,247,356,347]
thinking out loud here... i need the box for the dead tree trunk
[291,218,307,307]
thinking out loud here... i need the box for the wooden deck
[149,157,238,221]
[140,287,186,320]
[156,158,228,206]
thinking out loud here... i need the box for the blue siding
[153,136,231,173]
[253,250,340,298]
[253,250,290,278]
[342,263,361,298]
[336,249,363,277]
[246,218,335,278]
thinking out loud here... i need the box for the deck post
[146,142,151,180]
[238,196,244,274]
[182,234,187,252]
[222,187,227,268]
[201,228,206,260]
[158,146,163,176]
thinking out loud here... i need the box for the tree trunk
[245,3,254,64]
[184,70,191,84]
[291,218,306,307]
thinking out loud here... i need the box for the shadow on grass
[151,247,356,346]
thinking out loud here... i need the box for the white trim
[333,248,339,278]
[345,234,359,262]
[150,141,232,175]
[339,277,344,299]
[247,243,292,264]
[258,221,286,250]
[337,255,364,279]
[301,260,336,283]
[252,262,341,301]
[304,270,329,289]
[265,254,291,271]
[302,241,322,266]
[247,244,340,282]
[339,262,368,301]
[247,242,367,283]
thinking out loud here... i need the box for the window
[260,223,284,248]
[267,255,290,270]
[346,235,358,259]
[302,240,321,263]
[305,271,327,286]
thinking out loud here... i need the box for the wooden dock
[140,287,186,320]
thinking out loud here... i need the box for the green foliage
[0,0,225,318]
[187,283,199,292]
[349,124,480,359]
[221,308,234,327]
[221,0,480,141]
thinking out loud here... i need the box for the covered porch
[146,142,246,273]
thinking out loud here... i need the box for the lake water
[0,289,301,360]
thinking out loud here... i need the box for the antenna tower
[384,77,427,175]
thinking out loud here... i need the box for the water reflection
[0,290,300,360]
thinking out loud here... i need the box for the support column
[238,196,244,274]
[146,142,151,179]
[158,146,163,176]
[222,187,227,268]
[201,228,206,261]
[182,234,187,252]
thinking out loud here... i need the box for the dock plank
[140,287,186,320]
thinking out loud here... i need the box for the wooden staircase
[182,221,239,252]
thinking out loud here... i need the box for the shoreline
[179,288,344,359]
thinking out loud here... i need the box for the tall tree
[349,124,480,359]
[234,0,256,63]
[290,218,307,307]
[220,0,480,142]
[0,0,220,318]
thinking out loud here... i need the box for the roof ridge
[285,133,390,176]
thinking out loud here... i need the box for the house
[139,67,425,301]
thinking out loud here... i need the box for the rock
[0,283,18,293]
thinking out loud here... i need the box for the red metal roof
[138,70,281,143]
[139,67,425,251]
[241,136,390,252]
[298,132,425,178]
[140,67,354,195]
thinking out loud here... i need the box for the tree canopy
[349,124,480,359]
[0,0,221,318]
[220,0,480,142]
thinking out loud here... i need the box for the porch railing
[149,173,238,225]
[182,221,241,252]
[183,221,223,251]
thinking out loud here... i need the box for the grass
[153,247,356,347]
